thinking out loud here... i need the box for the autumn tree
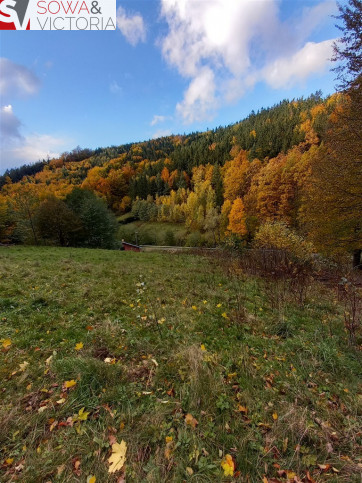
[8,185,41,244]
[302,92,362,265]
[303,0,362,267]
[227,198,247,237]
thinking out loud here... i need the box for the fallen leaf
[221,454,235,477]
[19,361,29,372]
[108,440,127,474]
[2,339,11,349]
[237,405,248,414]
[75,342,84,351]
[185,413,198,428]
[64,380,77,389]
[87,476,96,483]
[75,407,89,421]
[272,412,278,420]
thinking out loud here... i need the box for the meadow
[0,247,361,482]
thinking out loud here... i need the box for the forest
[1,86,360,266]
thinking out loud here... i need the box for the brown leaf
[185,413,198,428]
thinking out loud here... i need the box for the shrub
[254,221,314,263]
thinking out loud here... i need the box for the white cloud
[262,40,335,89]
[1,133,65,171]
[116,6,146,46]
[0,104,23,141]
[0,104,65,171]
[159,0,337,123]
[0,58,41,100]
[176,67,217,123]
[152,128,172,139]
[0,59,66,172]
[150,114,169,126]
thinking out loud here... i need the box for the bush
[254,221,314,263]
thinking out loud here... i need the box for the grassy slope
[118,221,189,246]
[0,247,360,482]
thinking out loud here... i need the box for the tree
[332,0,362,89]
[302,93,362,266]
[227,198,247,237]
[35,197,81,246]
[65,188,118,248]
[8,185,40,244]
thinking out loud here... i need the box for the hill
[0,89,361,265]
[0,246,361,481]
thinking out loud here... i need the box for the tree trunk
[352,249,361,269]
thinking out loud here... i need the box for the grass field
[0,247,361,482]
[117,221,200,247]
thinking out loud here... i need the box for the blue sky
[0,0,342,172]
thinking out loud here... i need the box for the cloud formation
[0,59,64,172]
[0,58,41,99]
[1,132,65,171]
[159,0,336,123]
[150,115,168,126]
[116,6,146,46]
[0,105,23,142]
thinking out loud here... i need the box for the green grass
[0,246,361,482]
[118,221,190,246]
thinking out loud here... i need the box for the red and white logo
[0,0,116,30]
[0,0,31,29]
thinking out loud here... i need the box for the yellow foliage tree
[227,198,247,237]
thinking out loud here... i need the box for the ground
[0,247,361,482]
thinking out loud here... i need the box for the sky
[0,0,343,173]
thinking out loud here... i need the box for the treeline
[1,187,117,248]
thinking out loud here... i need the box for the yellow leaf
[221,454,235,477]
[19,361,29,371]
[272,412,278,420]
[56,398,66,404]
[5,458,14,465]
[192,305,197,310]
[2,339,11,349]
[75,342,84,351]
[87,476,96,483]
[200,344,206,352]
[77,407,90,421]
[64,380,77,388]
[217,303,222,307]
[108,440,127,474]
[221,312,229,319]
